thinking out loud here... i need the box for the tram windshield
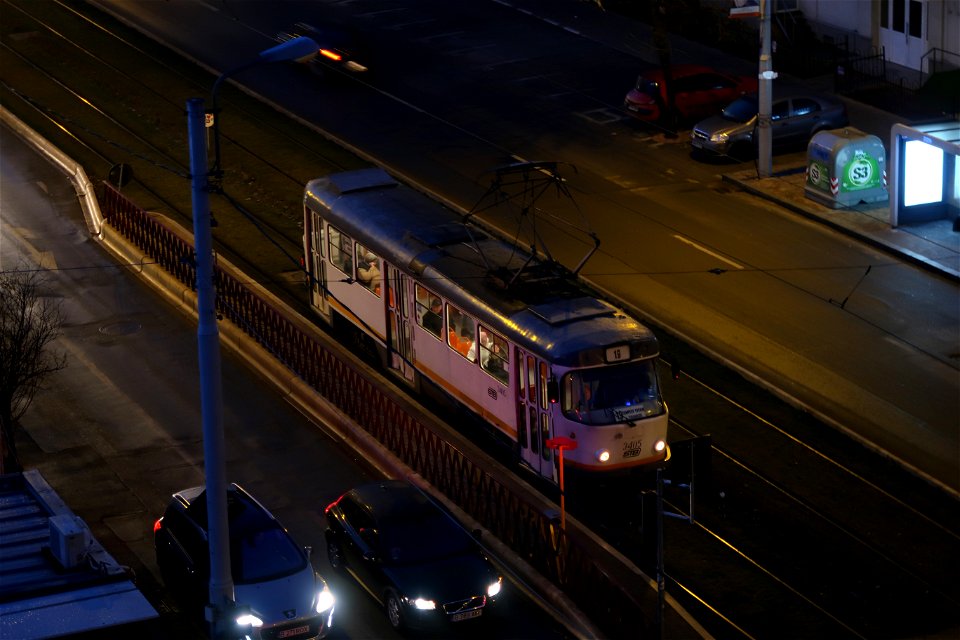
[561,360,664,426]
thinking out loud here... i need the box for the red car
[624,64,757,124]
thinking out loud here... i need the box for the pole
[656,467,665,639]
[545,437,577,530]
[186,97,234,639]
[758,0,774,177]
[557,447,566,531]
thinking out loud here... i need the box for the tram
[303,167,668,482]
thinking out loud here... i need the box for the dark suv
[154,484,335,640]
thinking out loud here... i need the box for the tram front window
[561,361,664,425]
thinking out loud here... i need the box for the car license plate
[691,139,703,149]
[278,625,310,638]
[451,610,482,622]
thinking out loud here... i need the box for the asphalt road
[86,0,959,493]
[2,1,957,638]
[0,125,575,640]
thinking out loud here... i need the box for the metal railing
[920,47,960,77]
[98,183,658,638]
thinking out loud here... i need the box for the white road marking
[673,235,744,270]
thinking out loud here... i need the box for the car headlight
[236,613,263,628]
[316,585,335,613]
[413,598,436,610]
[709,132,729,143]
[487,579,502,598]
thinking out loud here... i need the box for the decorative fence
[98,183,657,638]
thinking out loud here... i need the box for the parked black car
[324,481,502,632]
[154,484,335,640]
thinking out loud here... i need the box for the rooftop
[0,469,157,639]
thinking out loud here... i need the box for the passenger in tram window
[480,329,509,384]
[477,329,493,367]
[458,324,475,361]
[422,298,442,336]
[357,251,381,294]
[339,239,353,277]
[447,307,463,350]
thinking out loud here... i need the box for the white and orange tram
[303,167,668,482]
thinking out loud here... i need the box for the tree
[0,266,67,473]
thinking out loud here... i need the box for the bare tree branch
[0,266,68,473]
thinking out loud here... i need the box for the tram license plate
[451,610,482,622]
[278,625,310,638]
[623,448,641,459]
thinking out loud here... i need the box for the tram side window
[355,244,381,296]
[527,356,536,403]
[310,212,324,258]
[310,212,324,294]
[538,361,549,409]
[478,326,508,384]
[415,285,443,338]
[446,304,476,362]
[328,226,353,276]
[528,407,538,454]
[540,413,551,462]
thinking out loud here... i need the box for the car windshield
[232,524,307,583]
[721,95,759,122]
[379,511,474,565]
[636,76,659,95]
[561,360,665,426]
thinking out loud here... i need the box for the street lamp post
[185,36,318,640]
[757,0,777,177]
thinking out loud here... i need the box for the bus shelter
[889,121,960,229]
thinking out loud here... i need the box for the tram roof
[305,168,658,366]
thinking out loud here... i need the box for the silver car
[691,92,849,160]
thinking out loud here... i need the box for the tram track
[1,0,359,302]
[3,2,958,639]
[645,366,960,638]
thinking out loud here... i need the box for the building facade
[796,0,960,72]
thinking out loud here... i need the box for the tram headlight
[654,439,666,453]
[595,449,611,463]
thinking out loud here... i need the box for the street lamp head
[208,36,320,190]
[257,36,319,64]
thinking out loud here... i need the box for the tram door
[515,348,555,481]
[308,211,329,317]
[385,266,414,382]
